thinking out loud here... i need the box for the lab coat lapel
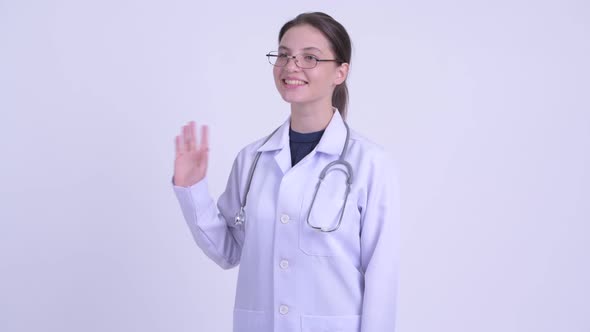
[256,118,292,175]
[314,110,348,157]
[255,110,348,175]
[274,144,292,175]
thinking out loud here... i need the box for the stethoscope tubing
[235,121,352,232]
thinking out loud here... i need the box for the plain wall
[1,0,588,331]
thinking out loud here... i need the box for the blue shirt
[289,128,325,166]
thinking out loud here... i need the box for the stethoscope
[234,121,353,232]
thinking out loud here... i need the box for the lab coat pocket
[233,308,268,332]
[299,196,361,257]
[301,314,361,332]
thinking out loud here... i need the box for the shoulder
[345,128,400,206]
[348,128,399,171]
[231,131,276,166]
[344,126,400,197]
[237,134,270,155]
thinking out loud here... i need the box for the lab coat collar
[256,108,347,157]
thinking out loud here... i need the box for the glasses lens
[275,55,288,67]
[266,52,317,68]
[297,55,317,69]
[267,51,283,66]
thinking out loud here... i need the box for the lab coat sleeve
[359,153,401,332]
[172,156,244,270]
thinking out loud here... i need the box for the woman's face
[273,24,348,108]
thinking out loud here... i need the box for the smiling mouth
[283,79,308,85]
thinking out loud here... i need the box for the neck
[289,100,334,133]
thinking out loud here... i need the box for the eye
[303,54,318,61]
[278,53,289,58]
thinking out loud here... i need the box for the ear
[333,63,350,85]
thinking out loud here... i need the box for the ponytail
[332,82,348,120]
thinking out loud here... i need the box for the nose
[284,56,300,72]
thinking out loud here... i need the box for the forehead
[279,24,332,54]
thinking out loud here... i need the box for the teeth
[284,79,307,85]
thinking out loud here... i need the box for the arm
[360,154,401,331]
[172,156,244,269]
[171,121,244,269]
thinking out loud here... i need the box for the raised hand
[173,121,209,187]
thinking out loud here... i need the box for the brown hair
[278,12,352,119]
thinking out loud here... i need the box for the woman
[172,12,399,332]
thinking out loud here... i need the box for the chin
[280,93,307,104]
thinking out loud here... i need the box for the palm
[173,122,209,187]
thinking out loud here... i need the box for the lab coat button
[280,214,290,224]
[279,305,289,315]
[280,260,289,269]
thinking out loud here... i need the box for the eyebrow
[278,45,323,54]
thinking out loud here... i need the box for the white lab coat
[173,110,400,332]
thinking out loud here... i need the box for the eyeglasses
[266,51,342,69]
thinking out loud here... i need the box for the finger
[196,127,209,168]
[175,135,184,155]
[200,125,209,152]
[183,124,192,149]
[188,121,197,150]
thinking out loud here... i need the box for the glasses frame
[266,51,343,69]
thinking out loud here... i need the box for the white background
[1,0,589,331]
